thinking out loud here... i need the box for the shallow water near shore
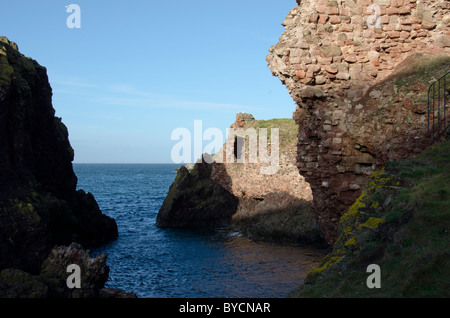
[74,164,325,298]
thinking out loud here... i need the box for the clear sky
[1,0,297,163]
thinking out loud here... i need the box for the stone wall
[211,114,322,243]
[267,0,450,244]
[158,113,324,244]
[212,114,312,204]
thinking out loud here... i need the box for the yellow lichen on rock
[356,217,385,230]
[344,237,357,247]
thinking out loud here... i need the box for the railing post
[445,75,447,136]
[428,71,450,145]
[438,80,441,135]
[433,82,435,141]
[428,84,430,143]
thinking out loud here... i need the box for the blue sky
[1,0,296,163]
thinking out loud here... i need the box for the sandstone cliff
[267,0,450,244]
[0,36,118,284]
[158,114,324,245]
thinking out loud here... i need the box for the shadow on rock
[157,154,239,228]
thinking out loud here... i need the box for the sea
[74,164,326,298]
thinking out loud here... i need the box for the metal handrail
[428,70,450,144]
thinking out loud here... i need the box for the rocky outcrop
[156,157,239,228]
[0,243,136,298]
[0,36,118,282]
[158,114,324,245]
[267,0,450,244]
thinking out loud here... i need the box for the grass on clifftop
[244,118,298,149]
[292,139,450,298]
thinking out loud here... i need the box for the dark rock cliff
[157,156,239,228]
[0,37,118,276]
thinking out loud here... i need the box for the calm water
[74,164,325,298]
